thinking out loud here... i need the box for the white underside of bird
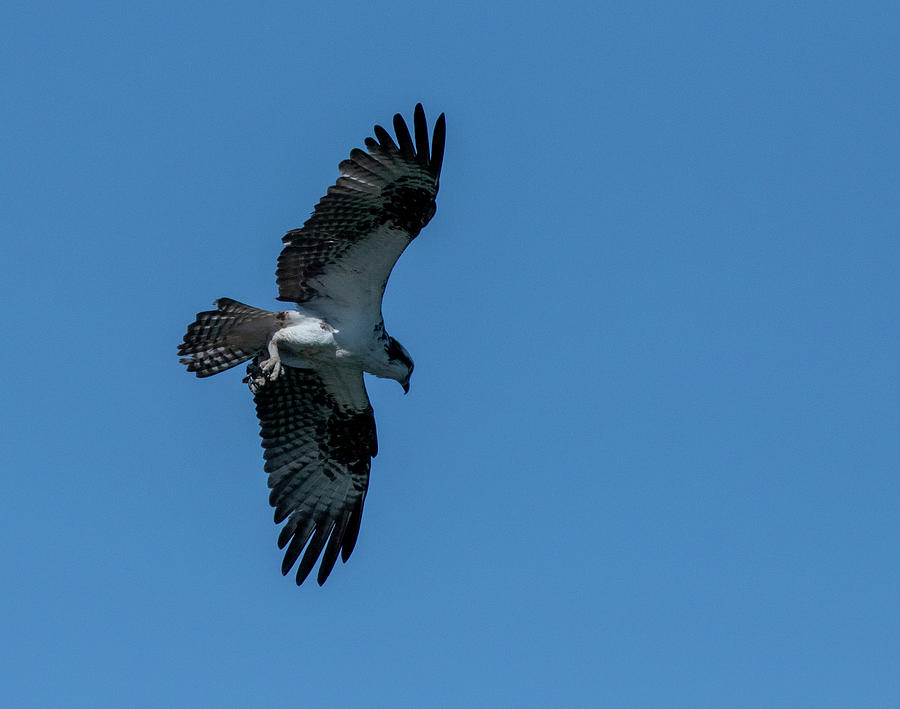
[250,307,408,410]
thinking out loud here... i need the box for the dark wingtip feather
[340,504,364,562]
[277,523,293,550]
[281,518,315,575]
[430,113,446,179]
[317,511,350,585]
[373,124,398,154]
[295,523,332,585]
[392,112,415,159]
[413,104,429,166]
[273,499,293,524]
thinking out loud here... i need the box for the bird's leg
[259,337,283,382]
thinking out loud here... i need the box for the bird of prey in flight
[178,104,445,586]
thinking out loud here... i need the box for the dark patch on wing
[380,177,438,237]
[276,104,446,304]
[250,361,377,585]
[326,410,378,466]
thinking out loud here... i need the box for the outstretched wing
[250,361,377,586]
[276,104,446,323]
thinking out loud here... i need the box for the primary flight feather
[178,104,446,585]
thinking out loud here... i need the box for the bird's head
[385,336,414,394]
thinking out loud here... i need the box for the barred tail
[178,298,277,378]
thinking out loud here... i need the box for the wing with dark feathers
[276,104,446,319]
[249,361,377,586]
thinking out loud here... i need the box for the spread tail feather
[179,298,277,377]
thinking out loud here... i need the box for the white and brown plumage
[178,105,445,585]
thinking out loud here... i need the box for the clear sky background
[2,2,898,707]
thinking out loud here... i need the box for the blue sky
[2,1,898,706]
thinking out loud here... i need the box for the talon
[242,364,268,394]
[261,357,283,381]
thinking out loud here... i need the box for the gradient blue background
[2,2,898,706]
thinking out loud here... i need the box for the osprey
[178,105,445,586]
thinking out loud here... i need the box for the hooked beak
[401,378,410,394]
